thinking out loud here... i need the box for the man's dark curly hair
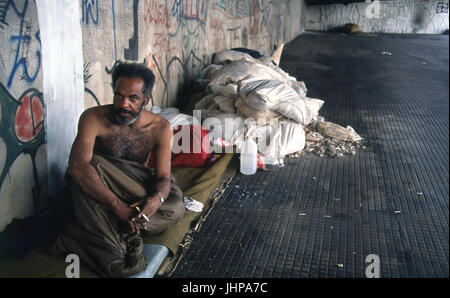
[111,61,155,97]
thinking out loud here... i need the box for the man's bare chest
[95,127,154,163]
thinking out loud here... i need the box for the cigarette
[135,206,150,222]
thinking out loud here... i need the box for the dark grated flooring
[171,32,449,278]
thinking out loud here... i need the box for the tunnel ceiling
[305,0,365,5]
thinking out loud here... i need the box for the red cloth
[147,125,211,168]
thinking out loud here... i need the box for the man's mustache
[114,107,137,117]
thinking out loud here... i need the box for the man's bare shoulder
[142,110,172,132]
[79,105,112,123]
[77,105,114,136]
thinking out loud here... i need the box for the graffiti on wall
[84,62,101,106]
[0,0,45,215]
[213,0,251,19]
[436,2,448,13]
[1,0,41,89]
[0,83,45,212]
[309,0,449,33]
[171,0,209,24]
[83,0,294,109]
[124,0,140,61]
[140,0,211,107]
[144,0,166,24]
[82,0,99,25]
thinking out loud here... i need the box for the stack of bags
[193,47,325,163]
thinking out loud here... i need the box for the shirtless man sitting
[51,61,184,277]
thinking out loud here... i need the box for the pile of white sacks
[154,48,328,165]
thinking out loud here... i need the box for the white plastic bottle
[240,136,257,175]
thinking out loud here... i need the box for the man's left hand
[129,196,163,231]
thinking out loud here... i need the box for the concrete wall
[306,0,449,34]
[0,0,46,231]
[36,0,85,201]
[81,0,307,109]
[0,0,306,231]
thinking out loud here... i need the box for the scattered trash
[394,210,402,214]
[324,215,332,218]
[300,118,365,159]
[381,51,392,55]
[299,213,307,216]
[257,154,284,171]
[337,264,344,268]
[183,196,204,213]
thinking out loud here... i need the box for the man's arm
[68,109,135,223]
[152,120,173,200]
[133,120,172,223]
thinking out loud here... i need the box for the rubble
[289,117,366,159]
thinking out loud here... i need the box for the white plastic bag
[208,60,292,89]
[250,120,306,158]
[205,112,243,145]
[235,97,281,123]
[213,95,237,113]
[155,106,194,129]
[304,97,325,123]
[201,64,223,79]
[194,94,216,110]
[239,79,311,125]
[213,50,258,65]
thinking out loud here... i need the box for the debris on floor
[297,117,365,158]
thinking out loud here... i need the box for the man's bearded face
[112,77,148,126]
[113,100,145,126]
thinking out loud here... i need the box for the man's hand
[129,196,163,232]
[110,200,141,232]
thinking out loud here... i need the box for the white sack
[208,60,292,89]
[202,112,244,148]
[235,97,281,123]
[213,95,236,113]
[238,79,311,125]
[201,64,223,79]
[155,107,194,129]
[304,97,325,122]
[210,83,239,97]
[213,50,258,65]
[250,120,306,158]
[194,94,216,110]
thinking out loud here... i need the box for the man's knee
[171,199,185,223]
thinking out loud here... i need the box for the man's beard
[113,101,145,126]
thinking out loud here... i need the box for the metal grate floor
[171,32,449,278]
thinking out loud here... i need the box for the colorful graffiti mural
[0,0,45,228]
[81,0,303,110]
[0,83,45,214]
[1,0,41,89]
